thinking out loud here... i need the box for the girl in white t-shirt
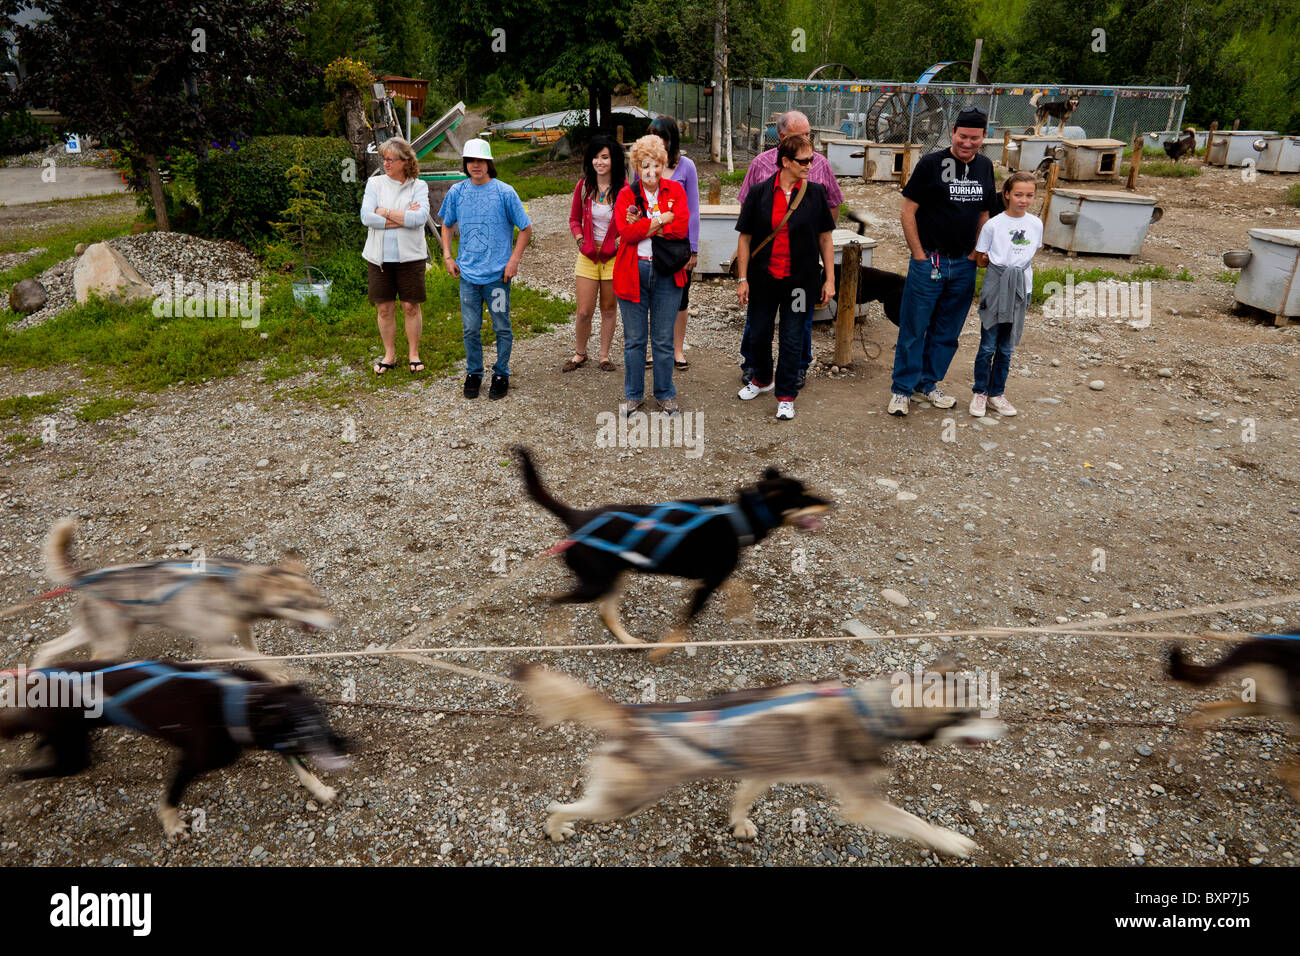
[971,171,1042,417]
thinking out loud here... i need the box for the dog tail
[514,663,630,736]
[1030,91,1042,107]
[513,445,579,529]
[43,518,80,585]
[1167,643,1253,685]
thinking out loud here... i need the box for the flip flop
[562,353,588,373]
[674,359,690,370]
[373,360,398,376]
[409,359,425,373]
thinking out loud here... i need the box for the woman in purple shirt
[649,116,699,370]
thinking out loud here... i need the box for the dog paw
[163,818,191,842]
[930,828,979,859]
[544,817,576,842]
[732,818,758,840]
[313,784,339,805]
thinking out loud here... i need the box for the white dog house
[1207,130,1278,167]
[1222,229,1300,324]
[1250,135,1300,174]
[1043,189,1163,257]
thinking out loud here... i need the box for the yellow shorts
[574,252,616,282]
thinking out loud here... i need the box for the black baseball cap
[954,106,988,131]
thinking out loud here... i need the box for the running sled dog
[517,663,1005,857]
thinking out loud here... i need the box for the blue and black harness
[550,495,777,570]
[632,685,908,771]
[71,661,256,745]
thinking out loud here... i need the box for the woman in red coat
[612,134,690,416]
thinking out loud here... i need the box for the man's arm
[901,198,926,260]
[970,211,990,259]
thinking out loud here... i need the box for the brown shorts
[367,260,427,304]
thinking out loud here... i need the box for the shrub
[196,136,362,244]
[0,108,54,156]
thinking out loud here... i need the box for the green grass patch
[0,391,67,422]
[1214,271,1240,284]
[1287,183,1300,208]
[1130,264,1171,281]
[1128,160,1199,178]
[1174,268,1194,281]
[4,433,42,452]
[717,168,747,185]
[0,241,572,400]
[75,395,140,423]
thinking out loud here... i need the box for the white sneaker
[738,379,775,401]
[776,401,795,420]
[969,393,987,417]
[915,387,957,409]
[887,393,910,416]
[988,395,1017,416]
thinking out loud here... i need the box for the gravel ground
[12,231,260,329]
[0,163,1298,867]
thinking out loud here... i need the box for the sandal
[674,359,690,370]
[599,359,617,372]
[373,359,398,376]
[409,359,425,373]
[562,353,588,373]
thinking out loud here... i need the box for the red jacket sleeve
[661,180,690,239]
[614,186,654,244]
[569,180,584,238]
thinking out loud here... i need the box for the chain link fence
[651,77,1190,162]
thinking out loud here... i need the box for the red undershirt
[767,177,800,280]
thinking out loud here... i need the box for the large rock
[72,242,152,305]
[9,278,47,314]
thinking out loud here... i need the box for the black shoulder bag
[635,179,692,275]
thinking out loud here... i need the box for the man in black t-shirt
[887,106,1001,417]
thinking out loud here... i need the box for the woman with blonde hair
[360,136,430,374]
[611,134,691,415]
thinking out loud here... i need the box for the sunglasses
[788,155,814,166]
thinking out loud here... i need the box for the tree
[0,0,311,230]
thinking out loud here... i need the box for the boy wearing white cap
[439,138,533,400]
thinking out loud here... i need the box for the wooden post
[1041,161,1059,224]
[616,125,624,144]
[832,241,861,369]
[1001,129,1011,167]
[1207,121,1219,165]
[899,145,915,188]
[1127,134,1143,190]
[1232,119,1240,131]
[708,181,721,205]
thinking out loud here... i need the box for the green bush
[196,136,363,244]
[0,108,54,156]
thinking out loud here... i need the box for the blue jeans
[619,260,679,402]
[891,254,976,396]
[745,277,810,399]
[973,321,1014,396]
[461,279,512,378]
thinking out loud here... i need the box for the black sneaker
[463,374,482,399]
[488,374,509,400]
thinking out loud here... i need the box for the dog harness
[68,562,242,608]
[634,685,909,770]
[548,495,777,569]
[84,661,255,744]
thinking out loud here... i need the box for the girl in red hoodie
[612,134,691,416]
[565,135,625,372]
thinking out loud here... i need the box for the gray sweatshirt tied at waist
[978,261,1030,347]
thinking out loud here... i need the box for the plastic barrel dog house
[826,139,871,177]
[1007,135,1062,172]
[1042,189,1163,257]
[1207,131,1278,167]
[696,206,877,281]
[1250,136,1300,174]
[1221,229,1300,325]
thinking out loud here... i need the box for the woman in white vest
[361,137,430,374]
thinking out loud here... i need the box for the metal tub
[1207,130,1278,167]
[1251,135,1300,174]
[1007,135,1062,172]
[1223,228,1300,322]
[826,139,872,177]
[1042,189,1162,257]
[698,203,743,275]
